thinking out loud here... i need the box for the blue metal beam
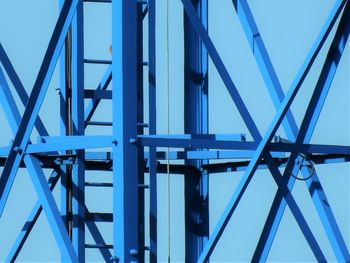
[112,0,139,261]
[84,65,112,126]
[139,135,350,154]
[71,1,85,260]
[0,0,79,217]
[268,4,350,261]
[191,0,344,258]
[26,136,113,153]
[58,2,70,259]
[24,155,79,262]
[184,1,209,260]
[181,0,261,140]
[6,170,60,262]
[148,0,157,260]
[85,205,113,262]
[0,66,78,262]
[229,0,350,260]
[136,2,145,261]
[177,11,331,259]
[0,43,49,137]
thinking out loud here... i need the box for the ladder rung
[85,244,113,249]
[86,212,113,222]
[84,89,112,99]
[83,0,111,3]
[85,121,113,126]
[84,59,112,64]
[137,123,149,128]
[85,182,113,187]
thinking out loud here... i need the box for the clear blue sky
[0,0,349,262]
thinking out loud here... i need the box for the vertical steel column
[137,2,145,262]
[112,0,139,262]
[184,0,209,261]
[58,1,71,262]
[71,0,85,261]
[148,0,157,261]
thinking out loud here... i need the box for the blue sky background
[0,0,349,262]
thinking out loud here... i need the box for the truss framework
[0,0,349,262]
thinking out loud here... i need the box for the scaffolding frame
[0,0,350,262]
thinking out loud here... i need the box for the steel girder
[0,0,349,262]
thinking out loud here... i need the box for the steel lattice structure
[0,0,350,262]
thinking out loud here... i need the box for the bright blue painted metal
[26,136,112,153]
[232,0,299,137]
[112,0,138,261]
[136,2,145,261]
[181,0,329,260]
[275,5,350,261]
[139,135,257,149]
[191,0,345,258]
[85,206,113,262]
[24,155,79,262]
[139,135,350,154]
[148,0,157,260]
[0,66,78,262]
[84,65,112,125]
[230,1,350,261]
[71,1,85,260]
[1,0,350,261]
[58,3,69,261]
[232,0,350,259]
[0,67,22,130]
[0,0,79,217]
[181,0,261,141]
[6,171,60,262]
[184,1,209,260]
[0,44,49,137]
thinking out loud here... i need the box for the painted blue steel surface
[0,66,78,262]
[184,1,209,260]
[184,0,347,260]
[6,171,59,262]
[85,206,112,261]
[230,0,350,261]
[0,44,49,137]
[136,3,145,261]
[279,5,350,261]
[27,136,112,153]
[57,2,69,261]
[0,0,79,217]
[181,0,261,141]
[24,155,79,262]
[112,0,138,261]
[148,0,157,261]
[0,0,349,261]
[84,65,112,125]
[71,1,85,260]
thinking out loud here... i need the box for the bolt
[68,157,75,163]
[54,87,61,95]
[112,139,118,145]
[110,256,119,263]
[55,158,62,165]
[129,138,137,144]
[129,249,138,256]
[13,146,22,154]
